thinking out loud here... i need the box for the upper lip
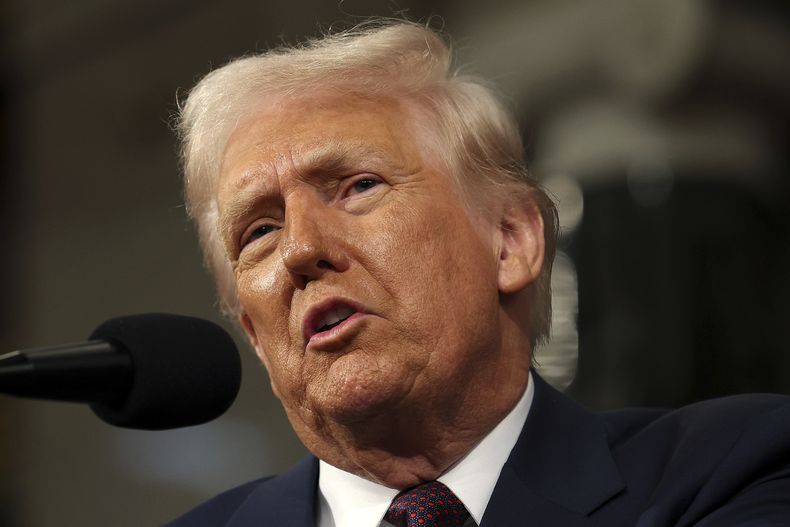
[301,297,369,343]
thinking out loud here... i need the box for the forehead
[218,94,428,196]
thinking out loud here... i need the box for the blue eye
[351,178,379,194]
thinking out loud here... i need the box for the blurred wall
[2,1,788,525]
[461,0,790,407]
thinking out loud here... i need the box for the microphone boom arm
[0,341,132,405]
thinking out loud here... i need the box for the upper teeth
[316,306,355,331]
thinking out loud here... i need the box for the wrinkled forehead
[216,93,442,198]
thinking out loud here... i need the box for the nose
[279,194,348,288]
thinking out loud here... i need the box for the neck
[291,365,530,489]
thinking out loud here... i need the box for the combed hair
[178,19,559,350]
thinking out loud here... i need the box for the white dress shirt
[317,371,535,527]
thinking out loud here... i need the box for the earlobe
[496,198,545,294]
[240,312,261,354]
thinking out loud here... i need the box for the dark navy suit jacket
[167,374,790,526]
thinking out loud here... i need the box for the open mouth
[303,299,367,344]
[314,305,356,334]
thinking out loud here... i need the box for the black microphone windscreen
[89,314,241,430]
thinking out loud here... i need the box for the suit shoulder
[163,455,319,527]
[164,476,272,527]
[601,393,790,446]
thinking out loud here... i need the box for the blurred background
[1,0,788,525]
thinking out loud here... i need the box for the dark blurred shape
[568,174,789,408]
[1,0,23,522]
[88,314,241,430]
[568,1,790,408]
[0,314,241,429]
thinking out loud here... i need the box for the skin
[217,93,545,489]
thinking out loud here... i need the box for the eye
[345,176,381,197]
[241,223,278,248]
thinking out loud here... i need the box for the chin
[311,367,407,426]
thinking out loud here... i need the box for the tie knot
[385,481,470,527]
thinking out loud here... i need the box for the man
[169,21,790,527]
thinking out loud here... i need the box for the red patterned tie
[385,481,470,527]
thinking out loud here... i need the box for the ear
[496,198,545,294]
[239,312,262,354]
[239,312,282,399]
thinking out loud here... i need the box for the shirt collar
[318,371,535,527]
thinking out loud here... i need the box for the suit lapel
[221,374,623,526]
[481,373,625,526]
[226,455,319,527]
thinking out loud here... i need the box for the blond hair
[177,20,558,349]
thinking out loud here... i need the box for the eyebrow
[218,141,400,251]
[298,141,396,175]
[218,184,276,257]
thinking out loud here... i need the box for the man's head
[179,20,557,348]
[178,20,558,481]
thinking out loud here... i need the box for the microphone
[0,314,241,430]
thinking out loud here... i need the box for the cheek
[236,264,300,380]
[237,266,284,336]
[365,202,498,342]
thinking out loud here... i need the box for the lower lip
[307,312,368,350]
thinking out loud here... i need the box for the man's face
[217,95,518,437]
